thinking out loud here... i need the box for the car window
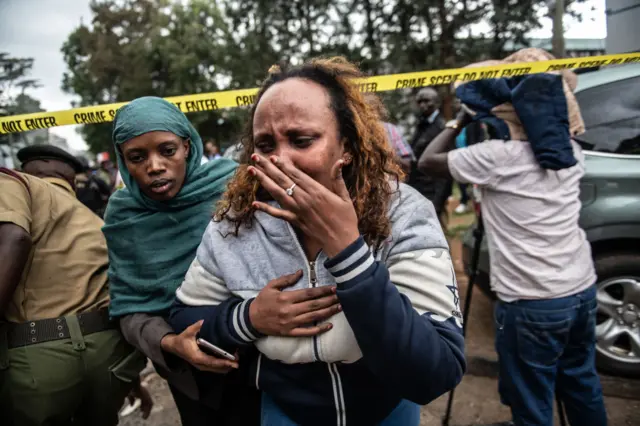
[575,76,640,155]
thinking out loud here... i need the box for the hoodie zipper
[309,261,317,285]
[285,224,345,424]
[286,224,322,361]
[308,260,322,361]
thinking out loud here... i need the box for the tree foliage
[0,52,43,146]
[62,0,238,154]
[61,0,566,154]
[0,53,41,115]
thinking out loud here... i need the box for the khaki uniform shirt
[0,172,110,323]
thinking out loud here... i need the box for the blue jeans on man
[494,285,607,426]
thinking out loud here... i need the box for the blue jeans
[260,393,420,426]
[495,285,607,426]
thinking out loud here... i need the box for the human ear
[340,138,353,165]
[182,139,190,158]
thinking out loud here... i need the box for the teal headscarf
[103,96,237,318]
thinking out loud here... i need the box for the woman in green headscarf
[102,96,258,425]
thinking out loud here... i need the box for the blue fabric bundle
[456,73,577,170]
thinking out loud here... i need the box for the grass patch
[446,224,473,239]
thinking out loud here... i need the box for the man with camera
[417,49,607,426]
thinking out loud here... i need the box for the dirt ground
[118,197,640,426]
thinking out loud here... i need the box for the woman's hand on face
[160,320,239,373]
[248,155,360,258]
[249,270,342,337]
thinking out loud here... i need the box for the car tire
[594,252,640,378]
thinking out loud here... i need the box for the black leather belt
[6,308,116,349]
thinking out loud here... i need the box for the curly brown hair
[215,57,405,248]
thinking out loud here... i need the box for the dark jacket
[119,313,259,411]
[407,112,451,214]
[76,173,111,218]
[170,184,465,426]
[455,73,577,170]
[119,314,201,399]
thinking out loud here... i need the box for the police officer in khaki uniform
[0,145,145,426]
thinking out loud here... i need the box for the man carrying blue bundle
[417,48,607,426]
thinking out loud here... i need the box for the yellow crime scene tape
[1,52,639,135]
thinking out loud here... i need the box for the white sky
[0,0,608,151]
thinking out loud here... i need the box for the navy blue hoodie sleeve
[325,196,465,405]
[170,297,264,352]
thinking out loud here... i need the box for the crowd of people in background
[0,48,607,426]
[8,89,481,226]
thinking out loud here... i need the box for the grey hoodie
[171,182,465,425]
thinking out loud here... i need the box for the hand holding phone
[161,321,238,373]
[196,337,237,361]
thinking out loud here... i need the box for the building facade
[503,38,606,57]
[606,0,640,54]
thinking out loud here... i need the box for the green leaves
[61,0,233,153]
[60,0,563,154]
[0,54,39,115]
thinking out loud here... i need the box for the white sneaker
[454,204,468,214]
[119,398,141,417]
